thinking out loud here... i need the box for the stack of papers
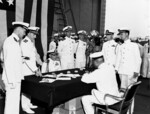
[56,73,80,78]
[40,73,81,83]
[56,77,71,80]
[39,78,55,83]
[74,70,79,73]
[42,74,56,78]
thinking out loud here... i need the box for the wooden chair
[93,81,141,114]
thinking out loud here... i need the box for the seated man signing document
[81,51,121,114]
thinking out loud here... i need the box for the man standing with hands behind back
[2,21,29,114]
[115,28,141,114]
[115,28,141,89]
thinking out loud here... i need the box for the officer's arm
[21,41,31,59]
[133,44,142,74]
[3,43,17,84]
[81,69,100,83]
[57,41,63,56]
[21,42,39,72]
[35,49,43,66]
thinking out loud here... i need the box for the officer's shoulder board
[13,37,18,42]
[83,41,86,45]
[55,61,60,66]
[23,39,28,43]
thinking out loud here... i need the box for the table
[21,68,96,113]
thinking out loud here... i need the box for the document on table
[39,78,56,83]
[56,76,71,80]
[42,74,56,78]
[56,73,81,78]
[40,73,81,83]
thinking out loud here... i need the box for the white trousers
[81,95,100,114]
[119,74,138,89]
[60,57,74,70]
[21,93,31,109]
[75,55,86,68]
[75,61,86,68]
[119,74,137,114]
[4,82,21,114]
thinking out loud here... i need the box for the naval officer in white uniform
[74,30,87,68]
[2,21,29,114]
[102,30,117,66]
[21,26,42,76]
[47,48,61,72]
[57,26,76,70]
[81,51,121,114]
[115,28,141,89]
[21,26,42,113]
[115,28,141,114]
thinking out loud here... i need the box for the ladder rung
[53,0,68,30]
[58,21,66,25]
[64,9,70,13]
[54,1,61,5]
[55,9,63,13]
[54,7,61,9]
[55,4,61,8]
[59,23,66,26]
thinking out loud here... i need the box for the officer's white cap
[71,35,78,39]
[12,21,29,29]
[53,33,59,37]
[28,26,40,35]
[71,32,75,35]
[118,27,130,31]
[28,26,40,31]
[118,28,130,35]
[47,48,55,53]
[63,26,72,31]
[90,30,99,36]
[105,29,114,35]
[77,30,87,35]
[90,52,103,59]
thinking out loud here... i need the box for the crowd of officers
[43,26,107,72]
[46,25,142,89]
[44,25,141,74]
[0,21,142,114]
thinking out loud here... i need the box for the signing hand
[35,68,42,77]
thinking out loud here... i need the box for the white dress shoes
[29,103,38,109]
[23,107,35,114]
